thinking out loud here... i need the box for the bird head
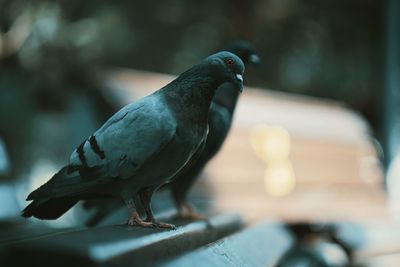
[205,51,245,92]
[225,40,261,66]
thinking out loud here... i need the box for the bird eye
[226,58,234,66]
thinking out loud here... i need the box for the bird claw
[127,216,176,230]
[127,217,154,228]
[151,222,177,230]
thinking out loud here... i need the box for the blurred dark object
[0,138,11,179]
[383,0,400,196]
[0,1,123,183]
[0,138,17,220]
[0,1,382,114]
[277,223,354,267]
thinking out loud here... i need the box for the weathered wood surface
[2,213,242,267]
[160,222,293,267]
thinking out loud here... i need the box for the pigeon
[169,41,260,219]
[84,41,260,226]
[22,51,245,229]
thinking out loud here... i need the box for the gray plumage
[84,41,259,226]
[23,51,245,228]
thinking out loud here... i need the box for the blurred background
[1,0,400,265]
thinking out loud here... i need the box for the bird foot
[143,216,176,230]
[177,203,205,220]
[127,216,176,230]
[151,221,177,230]
[127,216,155,228]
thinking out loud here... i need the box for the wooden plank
[159,221,293,267]
[3,213,242,267]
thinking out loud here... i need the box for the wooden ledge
[160,221,293,267]
[3,213,242,267]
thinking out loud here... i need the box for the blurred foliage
[0,0,382,106]
[0,0,382,179]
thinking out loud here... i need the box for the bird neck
[161,65,221,124]
[212,82,240,114]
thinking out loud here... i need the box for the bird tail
[22,165,107,220]
[22,197,79,220]
[26,165,104,200]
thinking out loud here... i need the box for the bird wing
[70,95,177,179]
[28,95,177,200]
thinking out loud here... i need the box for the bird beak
[236,74,244,92]
[236,73,243,83]
[249,54,261,65]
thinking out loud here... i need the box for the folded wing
[28,97,177,200]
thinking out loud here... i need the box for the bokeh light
[250,124,291,163]
[250,124,296,197]
[264,160,296,197]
